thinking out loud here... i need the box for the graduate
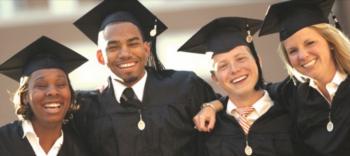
[178,17,294,156]
[71,0,217,156]
[0,36,89,156]
[258,0,350,155]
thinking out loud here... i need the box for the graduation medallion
[327,121,333,132]
[138,119,145,131]
[138,112,145,131]
[244,145,253,156]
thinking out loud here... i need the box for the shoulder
[150,68,197,79]
[61,125,90,155]
[0,121,23,147]
[0,121,21,136]
[149,68,201,84]
[75,90,100,106]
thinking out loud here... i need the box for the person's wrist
[201,103,216,112]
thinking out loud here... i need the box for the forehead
[30,68,67,80]
[103,22,143,40]
[288,27,322,40]
[213,45,251,61]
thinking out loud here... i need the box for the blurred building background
[1,0,349,125]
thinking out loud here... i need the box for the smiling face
[283,26,336,82]
[98,22,150,86]
[25,68,71,126]
[212,45,260,97]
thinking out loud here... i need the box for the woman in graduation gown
[257,0,350,155]
[0,36,90,156]
[178,17,295,156]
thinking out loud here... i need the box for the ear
[22,92,29,106]
[96,49,105,65]
[143,42,151,58]
[211,71,218,82]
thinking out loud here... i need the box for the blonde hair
[278,23,350,81]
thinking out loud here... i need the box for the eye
[236,56,247,62]
[305,40,315,46]
[107,45,121,52]
[56,83,67,89]
[128,42,141,48]
[34,83,48,89]
[287,48,297,55]
[217,64,228,71]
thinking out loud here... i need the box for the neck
[229,89,264,108]
[31,120,62,153]
[315,69,336,90]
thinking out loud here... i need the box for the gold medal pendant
[138,112,145,131]
[138,119,145,131]
[327,121,333,132]
[244,145,253,156]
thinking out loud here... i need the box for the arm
[193,100,223,132]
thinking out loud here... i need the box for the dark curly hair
[13,74,79,123]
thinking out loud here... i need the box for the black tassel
[331,11,343,30]
[149,40,165,72]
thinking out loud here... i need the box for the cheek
[287,55,298,67]
[62,88,72,103]
[216,72,229,84]
[28,90,42,103]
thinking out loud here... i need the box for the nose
[297,48,309,60]
[119,46,132,58]
[229,63,240,74]
[46,85,59,97]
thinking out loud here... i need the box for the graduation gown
[275,77,350,156]
[0,120,89,156]
[73,68,217,156]
[205,95,294,156]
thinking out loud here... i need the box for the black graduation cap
[0,36,88,82]
[178,17,262,55]
[74,0,167,71]
[259,0,335,41]
[74,0,167,44]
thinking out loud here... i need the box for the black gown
[275,76,350,156]
[72,68,217,156]
[205,95,295,156]
[0,120,89,156]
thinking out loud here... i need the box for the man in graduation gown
[70,1,217,156]
[178,17,295,156]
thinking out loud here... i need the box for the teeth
[302,59,316,68]
[119,62,135,68]
[232,75,247,83]
[44,103,61,109]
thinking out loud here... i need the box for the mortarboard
[259,0,335,41]
[74,0,167,44]
[178,17,262,55]
[74,0,167,71]
[0,36,88,82]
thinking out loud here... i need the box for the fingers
[193,107,218,132]
[207,115,216,131]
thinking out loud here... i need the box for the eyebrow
[33,74,66,82]
[127,37,141,43]
[106,37,141,46]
